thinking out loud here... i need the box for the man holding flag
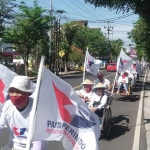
[24,56,100,150]
[0,75,47,150]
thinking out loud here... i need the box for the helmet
[97,72,104,77]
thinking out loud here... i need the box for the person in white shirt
[94,72,111,91]
[76,79,94,104]
[0,76,48,150]
[88,83,108,118]
[117,70,129,94]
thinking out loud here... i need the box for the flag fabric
[0,64,36,113]
[85,50,101,76]
[117,49,133,72]
[32,67,100,150]
[0,64,17,105]
[130,47,137,58]
[130,64,137,73]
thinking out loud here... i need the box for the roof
[1,51,20,56]
[74,20,88,26]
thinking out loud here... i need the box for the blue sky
[17,0,139,50]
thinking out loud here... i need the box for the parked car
[106,62,117,72]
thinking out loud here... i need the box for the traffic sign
[59,50,65,57]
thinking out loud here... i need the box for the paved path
[144,70,150,150]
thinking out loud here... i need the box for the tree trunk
[24,52,29,76]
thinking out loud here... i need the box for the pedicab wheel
[103,107,112,140]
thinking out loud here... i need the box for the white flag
[0,64,17,110]
[0,64,36,113]
[32,67,100,150]
[117,49,133,72]
[85,50,101,76]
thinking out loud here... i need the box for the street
[0,70,147,150]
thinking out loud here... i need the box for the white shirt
[88,93,107,110]
[118,76,129,84]
[94,78,110,90]
[0,98,33,150]
[76,89,94,103]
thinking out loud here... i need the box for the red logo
[0,79,5,104]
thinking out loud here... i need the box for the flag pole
[83,47,88,82]
[26,56,45,150]
[111,71,118,97]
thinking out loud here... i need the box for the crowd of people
[0,60,147,150]
[76,60,147,130]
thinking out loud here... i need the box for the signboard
[59,50,65,57]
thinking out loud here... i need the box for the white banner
[32,67,100,150]
[117,49,133,72]
[85,50,101,76]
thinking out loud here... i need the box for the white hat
[8,76,33,93]
[124,70,129,74]
[93,83,106,89]
[82,79,93,85]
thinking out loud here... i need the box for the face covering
[84,85,92,93]
[122,73,127,79]
[10,95,27,108]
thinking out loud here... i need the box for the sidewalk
[144,70,150,150]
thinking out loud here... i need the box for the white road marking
[132,70,147,150]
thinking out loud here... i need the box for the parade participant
[136,62,141,81]
[117,70,129,94]
[0,76,48,150]
[94,72,111,91]
[76,79,94,104]
[88,83,107,118]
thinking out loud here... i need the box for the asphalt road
[0,70,147,150]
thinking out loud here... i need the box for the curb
[29,71,82,80]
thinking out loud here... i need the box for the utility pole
[49,0,52,70]
[104,21,113,62]
[53,19,61,75]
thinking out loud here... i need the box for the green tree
[0,0,18,37]
[110,38,124,59]
[68,46,84,63]
[128,18,150,60]
[84,0,150,20]
[60,22,83,72]
[73,26,107,57]
[2,1,51,75]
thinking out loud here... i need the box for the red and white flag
[85,50,101,76]
[32,67,100,150]
[117,49,133,72]
[0,64,17,105]
[130,47,137,58]
[0,64,36,112]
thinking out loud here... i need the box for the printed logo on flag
[88,58,94,67]
[122,60,128,64]
[52,82,96,128]
[12,125,27,139]
[0,79,5,104]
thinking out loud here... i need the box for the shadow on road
[100,115,130,141]
[116,95,140,102]
[60,74,83,79]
